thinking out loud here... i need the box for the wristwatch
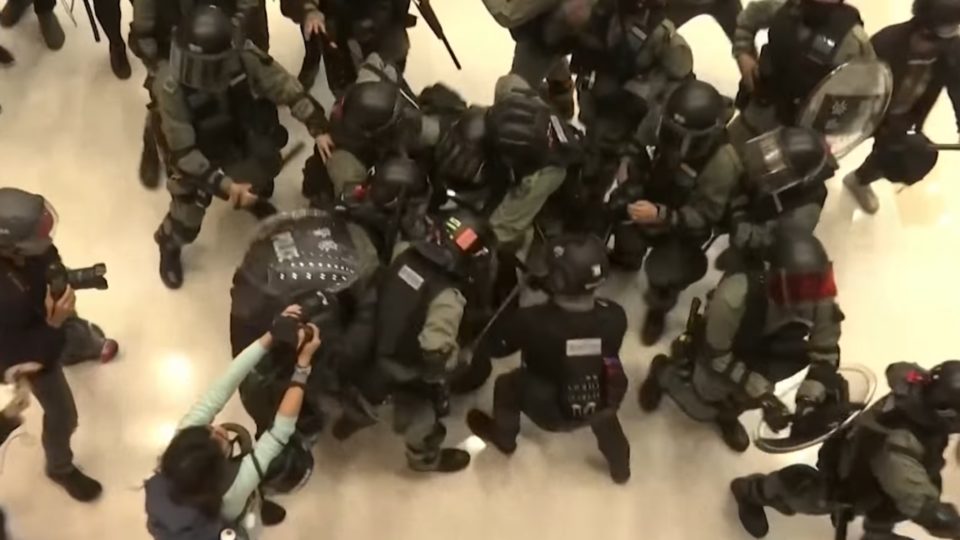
[291,364,312,386]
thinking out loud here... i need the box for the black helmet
[913,0,960,37]
[545,234,610,295]
[434,107,489,191]
[340,81,404,137]
[262,436,315,494]
[368,156,428,208]
[0,188,58,257]
[170,5,239,91]
[743,127,838,216]
[766,230,836,306]
[660,80,726,160]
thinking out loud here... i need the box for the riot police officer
[614,79,737,344]
[844,0,960,214]
[366,209,494,472]
[721,125,837,271]
[466,234,631,484]
[297,0,412,93]
[732,361,960,540]
[729,0,875,144]
[573,0,694,179]
[312,54,439,202]
[664,0,742,43]
[152,5,332,289]
[639,230,845,453]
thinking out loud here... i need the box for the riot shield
[796,59,893,159]
[754,364,878,454]
[232,209,365,324]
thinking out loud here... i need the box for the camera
[47,261,109,300]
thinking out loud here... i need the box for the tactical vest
[759,3,862,123]
[375,248,456,367]
[520,300,627,419]
[645,139,723,209]
[817,400,948,512]
[731,272,812,383]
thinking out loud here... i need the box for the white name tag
[398,264,424,291]
[566,338,602,357]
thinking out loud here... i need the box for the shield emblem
[754,364,878,454]
[796,59,894,159]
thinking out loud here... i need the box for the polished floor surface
[1,0,958,539]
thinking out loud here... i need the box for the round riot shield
[231,208,366,325]
[796,59,894,160]
[754,364,878,454]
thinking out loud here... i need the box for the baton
[81,0,100,42]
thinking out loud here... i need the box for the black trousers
[854,131,908,186]
[664,0,742,40]
[91,0,123,45]
[491,369,630,474]
[29,364,79,474]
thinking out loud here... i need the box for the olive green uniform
[154,43,327,249]
[736,364,951,538]
[693,271,842,408]
[727,0,875,145]
[325,53,441,198]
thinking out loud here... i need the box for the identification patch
[398,264,424,291]
[566,338,602,357]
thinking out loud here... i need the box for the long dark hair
[160,426,228,519]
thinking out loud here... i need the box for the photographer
[0,188,119,502]
[145,305,322,539]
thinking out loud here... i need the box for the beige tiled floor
[0,0,958,539]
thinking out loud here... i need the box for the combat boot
[861,520,913,540]
[638,354,669,412]
[155,231,184,289]
[640,309,667,346]
[37,11,64,51]
[466,409,517,455]
[730,476,770,538]
[0,0,29,28]
[109,42,131,80]
[843,172,879,214]
[717,415,749,453]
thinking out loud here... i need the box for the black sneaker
[640,309,666,346]
[408,448,471,473]
[37,11,65,51]
[155,232,184,289]
[730,477,769,538]
[261,499,286,526]
[466,409,517,455]
[0,45,13,65]
[717,417,750,453]
[109,42,131,80]
[47,467,102,502]
[0,0,29,28]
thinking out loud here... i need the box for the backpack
[481,0,563,29]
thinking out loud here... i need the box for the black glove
[916,499,960,539]
[759,394,791,432]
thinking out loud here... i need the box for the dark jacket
[872,20,960,133]
[0,247,65,372]
[144,475,222,540]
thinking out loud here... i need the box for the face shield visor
[743,129,836,215]
[170,39,240,92]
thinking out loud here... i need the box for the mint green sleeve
[221,414,298,521]
[177,341,269,429]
